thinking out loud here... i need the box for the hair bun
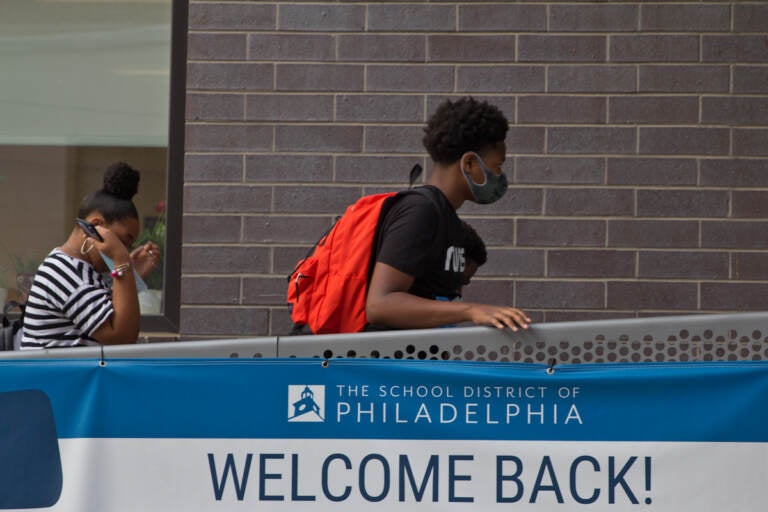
[102,162,140,200]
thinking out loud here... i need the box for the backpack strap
[366,184,445,284]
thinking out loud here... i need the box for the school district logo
[288,385,325,422]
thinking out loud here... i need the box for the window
[0,0,185,332]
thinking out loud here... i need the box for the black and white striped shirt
[21,249,114,349]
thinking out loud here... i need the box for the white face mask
[461,152,508,204]
[98,250,148,293]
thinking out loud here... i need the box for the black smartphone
[75,218,104,242]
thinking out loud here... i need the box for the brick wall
[182,1,768,337]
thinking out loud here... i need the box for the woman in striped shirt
[21,162,160,349]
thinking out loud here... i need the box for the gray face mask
[461,152,508,204]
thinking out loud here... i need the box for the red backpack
[286,191,400,334]
[286,170,439,335]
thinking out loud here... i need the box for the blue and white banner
[0,358,767,511]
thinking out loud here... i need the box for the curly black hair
[78,162,140,222]
[422,97,509,165]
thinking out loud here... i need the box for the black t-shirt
[373,186,466,301]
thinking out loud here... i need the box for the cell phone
[75,218,104,242]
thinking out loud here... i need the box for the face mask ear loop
[461,152,488,187]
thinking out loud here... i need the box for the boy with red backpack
[288,97,530,334]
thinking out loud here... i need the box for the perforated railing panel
[0,312,765,362]
[277,312,768,363]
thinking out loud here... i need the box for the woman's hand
[92,226,131,265]
[130,242,161,279]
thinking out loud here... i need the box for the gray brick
[703,36,768,63]
[518,281,605,309]
[638,252,728,280]
[734,130,768,157]
[274,247,316,275]
[548,127,635,155]
[336,95,424,123]
[733,252,768,280]
[185,124,272,152]
[180,307,269,336]
[519,35,605,63]
[184,154,243,183]
[639,65,730,93]
[368,4,455,32]
[637,190,728,218]
[187,63,273,91]
[367,65,454,92]
[335,156,425,184]
[243,277,286,306]
[465,218,514,246]
[461,281,515,308]
[243,215,333,244]
[702,97,768,127]
[508,127,545,154]
[734,4,768,33]
[187,33,247,61]
[551,5,637,32]
[461,188,543,216]
[611,35,699,63]
[275,125,363,153]
[610,96,698,124]
[365,126,425,154]
[246,155,333,183]
[270,307,294,336]
[641,4,730,32]
[248,34,335,62]
[182,246,270,274]
[519,96,605,124]
[183,215,242,243]
[186,93,243,122]
[607,282,697,310]
[549,250,635,278]
[189,2,275,31]
[547,188,634,217]
[732,191,768,218]
[700,159,768,187]
[338,35,425,62]
[607,158,696,186]
[701,283,768,311]
[245,94,333,122]
[517,219,605,247]
[272,186,362,214]
[276,64,363,92]
[640,128,729,156]
[181,277,241,305]
[459,4,546,32]
[608,220,698,248]
[549,65,636,93]
[184,185,271,213]
[456,66,545,93]
[278,4,365,31]
[702,221,768,249]
[734,67,768,94]
[545,311,630,323]
[480,249,544,278]
[429,35,516,62]
[516,157,605,185]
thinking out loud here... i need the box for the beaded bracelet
[110,263,131,278]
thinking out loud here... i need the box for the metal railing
[1,311,766,363]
